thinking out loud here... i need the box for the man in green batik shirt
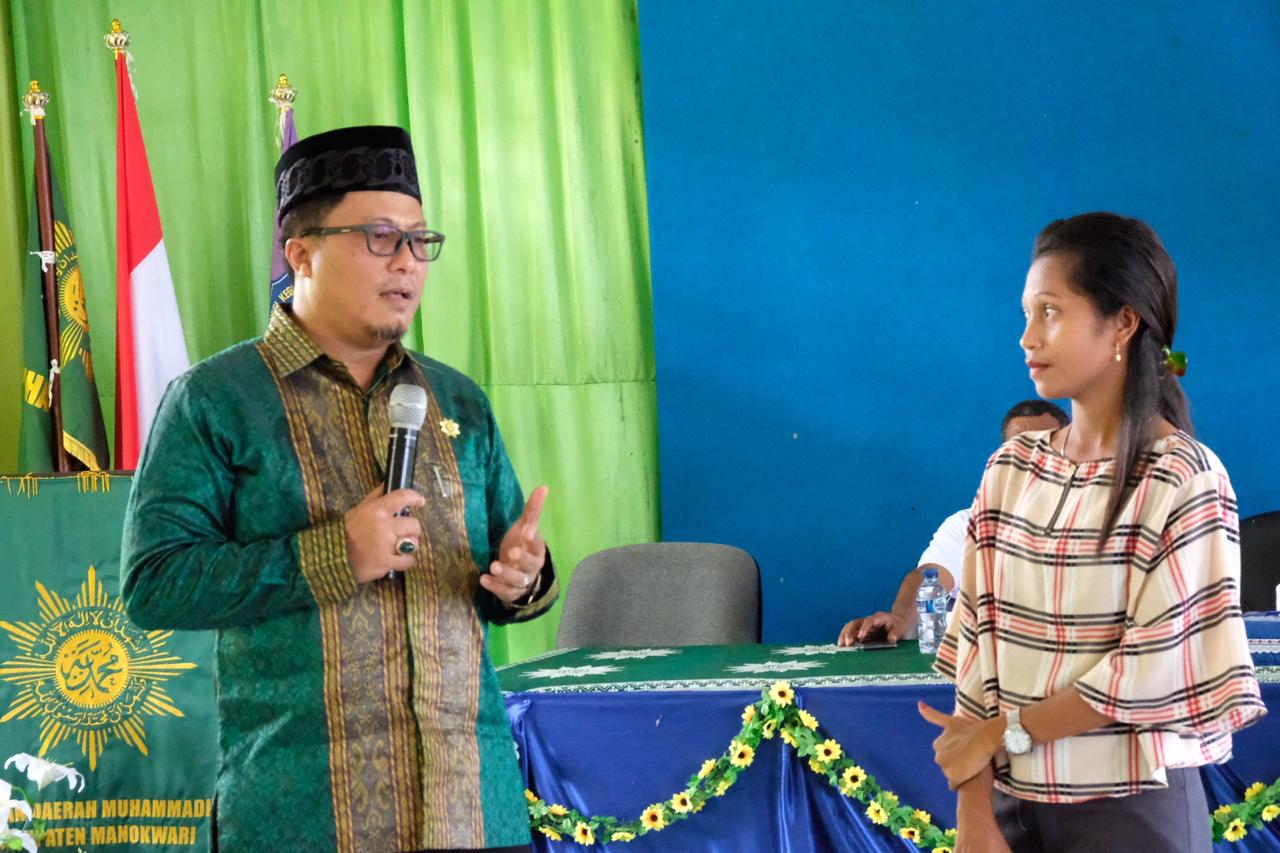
[121,126,557,853]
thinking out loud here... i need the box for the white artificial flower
[3,754,84,792]
[0,779,31,828]
[0,828,36,853]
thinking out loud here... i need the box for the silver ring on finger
[396,537,416,556]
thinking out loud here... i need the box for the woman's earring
[1114,342,1122,363]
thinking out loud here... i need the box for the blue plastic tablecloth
[502,634,1280,852]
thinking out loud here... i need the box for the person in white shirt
[836,400,1068,646]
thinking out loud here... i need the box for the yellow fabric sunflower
[816,739,842,761]
[573,822,595,845]
[641,806,667,831]
[842,765,867,791]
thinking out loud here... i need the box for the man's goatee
[369,324,406,342]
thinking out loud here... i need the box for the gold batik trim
[262,305,322,375]
[329,386,420,850]
[378,578,421,848]
[259,318,487,849]
[404,366,486,848]
[354,396,424,851]
[295,520,357,604]
[261,308,421,848]
[258,343,358,852]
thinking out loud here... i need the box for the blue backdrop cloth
[638,0,1280,646]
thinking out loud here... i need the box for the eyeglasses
[300,223,445,262]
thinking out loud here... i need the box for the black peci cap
[274,125,420,223]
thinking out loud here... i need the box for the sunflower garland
[1211,778,1280,843]
[526,680,957,850]
[527,678,1269,847]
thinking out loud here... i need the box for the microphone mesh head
[388,384,429,430]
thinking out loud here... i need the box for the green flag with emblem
[19,154,110,472]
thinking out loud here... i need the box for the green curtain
[1,0,23,464]
[1,0,659,665]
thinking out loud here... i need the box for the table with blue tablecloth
[500,622,1280,852]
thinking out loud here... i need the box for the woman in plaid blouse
[920,213,1264,852]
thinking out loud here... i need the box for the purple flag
[269,109,297,306]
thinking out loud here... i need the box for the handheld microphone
[386,384,428,578]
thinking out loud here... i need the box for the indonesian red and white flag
[114,53,189,469]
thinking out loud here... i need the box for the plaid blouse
[934,430,1265,803]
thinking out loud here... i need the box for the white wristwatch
[1002,708,1032,755]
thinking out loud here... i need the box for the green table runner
[497,643,944,693]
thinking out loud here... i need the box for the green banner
[0,474,214,850]
[498,643,944,694]
[19,154,110,472]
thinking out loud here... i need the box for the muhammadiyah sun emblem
[0,567,197,770]
[53,220,93,382]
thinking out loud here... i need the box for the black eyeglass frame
[300,223,445,262]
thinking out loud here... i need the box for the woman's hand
[955,766,1011,853]
[917,702,1005,790]
[956,808,1012,853]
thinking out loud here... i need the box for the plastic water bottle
[916,568,947,654]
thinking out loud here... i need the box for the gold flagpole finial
[269,73,297,112]
[22,80,49,123]
[104,19,130,58]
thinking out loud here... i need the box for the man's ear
[283,237,311,277]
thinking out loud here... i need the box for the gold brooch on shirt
[439,418,461,439]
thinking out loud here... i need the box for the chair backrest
[1240,511,1280,611]
[555,542,761,649]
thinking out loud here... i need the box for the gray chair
[1240,510,1280,612]
[555,542,762,648]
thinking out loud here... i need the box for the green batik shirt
[121,307,557,851]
